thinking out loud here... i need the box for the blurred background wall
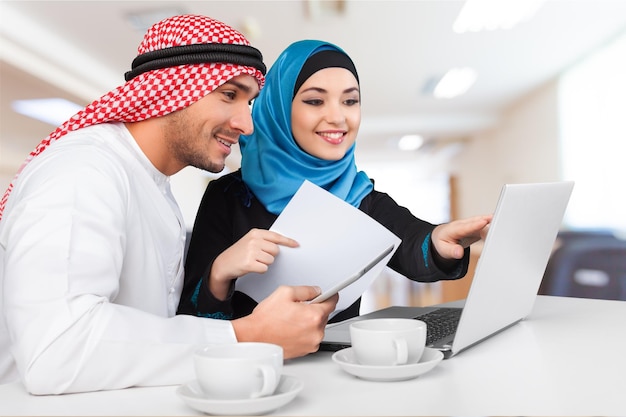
[1,1,625,309]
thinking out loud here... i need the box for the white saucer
[332,347,443,382]
[176,374,303,415]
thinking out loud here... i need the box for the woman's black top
[177,170,469,322]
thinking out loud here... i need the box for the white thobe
[0,123,237,394]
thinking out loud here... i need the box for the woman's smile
[318,131,346,145]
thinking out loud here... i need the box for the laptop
[321,181,574,359]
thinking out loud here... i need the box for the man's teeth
[217,138,232,147]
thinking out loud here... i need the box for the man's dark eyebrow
[223,79,252,93]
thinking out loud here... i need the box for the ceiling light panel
[453,0,545,33]
[12,98,83,126]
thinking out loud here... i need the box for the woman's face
[291,67,360,161]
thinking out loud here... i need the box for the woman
[177,40,490,321]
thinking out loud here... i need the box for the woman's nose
[324,102,346,124]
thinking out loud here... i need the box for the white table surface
[1,295,625,416]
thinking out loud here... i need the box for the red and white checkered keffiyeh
[0,14,265,221]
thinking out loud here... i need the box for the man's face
[162,74,260,174]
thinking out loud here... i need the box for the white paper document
[236,180,401,313]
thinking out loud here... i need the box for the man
[0,14,337,395]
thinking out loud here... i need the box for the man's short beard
[195,159,225,174]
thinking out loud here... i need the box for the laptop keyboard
[414,308,462,346]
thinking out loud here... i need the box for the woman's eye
[303,99,323,106]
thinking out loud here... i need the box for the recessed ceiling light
[433,68,477,99]
[305,0,346,20]
[398,134,424,151]
[11,98,83,126]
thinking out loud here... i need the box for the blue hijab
[239,40,373,215]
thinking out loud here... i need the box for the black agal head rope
[125,43,266,81]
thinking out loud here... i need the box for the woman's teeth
[320,132,344,139]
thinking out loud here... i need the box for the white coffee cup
[350,318,427,366]
[193,342,283,400]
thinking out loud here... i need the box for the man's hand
[210,229,299,299]
[232,286,338,359]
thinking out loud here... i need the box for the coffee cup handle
[252,365,278,398]
[393,338,408,365]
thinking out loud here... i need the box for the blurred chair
[539,231,626,300]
